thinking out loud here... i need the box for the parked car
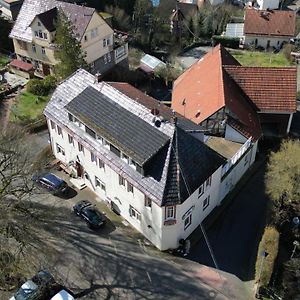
[50,289,75,300]
[9,270,59,300]
[73,200,106,229]
[32,173,68,195]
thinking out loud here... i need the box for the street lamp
[255,250,269,298]
[290,240,299,259]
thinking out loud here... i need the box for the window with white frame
[184,214,192,230]
[206,176,212,188]
[91,27,98,38]
[57,126,62,136]
[129,205,141,221]
[50,120,55,130]
[165,206,175,220]
[98,158,105,169]
[145,196,152,208]
[56,143,65,156]
[38,30,43,38]
[203,195,210,211]
[119,175,125,186]
[127,182,134,194]
[96,134,103,144]
[68,134,74,145]
[103,39,107,47]
[198,184,204,198]
[34,31,38,37]
[91,152,96,164]
[43,32,47,39]
[37,21,41,26]
[32,44,36,53]
[84,35,87,42]
[107,52,111,63]
[95,176,105,191]
[78,142,84,153]
[41,47,45,55]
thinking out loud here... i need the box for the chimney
[171,110,177,124]
[95,72,102,83]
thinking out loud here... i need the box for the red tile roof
[172,45,261,140]
[10,59,33,71]
[224,66,297,112]
[244,9,296,37]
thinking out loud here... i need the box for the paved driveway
[15,169,252,300]
[188,161,269,281]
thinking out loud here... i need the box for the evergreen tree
[54,10,88,80]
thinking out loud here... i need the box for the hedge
[27,75,56,96]
[212,36,240,49]
[255,226,280,286]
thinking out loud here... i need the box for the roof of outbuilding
[10,0,95,42]
[10,59,34,71]
[66,86,170,166]
[224,66,297,112]
[244,8,296,37]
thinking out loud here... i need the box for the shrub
[27,75,56,96]
[255,226,280,286]
[212,36,240,49]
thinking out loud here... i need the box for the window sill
[164,219,176,226]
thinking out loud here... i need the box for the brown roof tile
[244,8,296,37]
[10,59,33,71]
[224,66,297,112]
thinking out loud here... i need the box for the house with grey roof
[9,0,128,78]
[44,68,228,250]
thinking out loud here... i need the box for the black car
[32,173,68,195]
[73,200,106,229]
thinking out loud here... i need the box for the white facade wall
[160,166,222,250]
[257,0,279,10]
[219,140,258,201]
[244,35,290,48]
[47,119,166,249]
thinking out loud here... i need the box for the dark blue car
[32,173,68,195]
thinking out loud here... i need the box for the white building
[256,0,279,10]
[44,69,228,251]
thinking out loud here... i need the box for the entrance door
[76,161,83,178]
[42,63,50,76]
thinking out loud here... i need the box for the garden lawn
[231,50,292,67]
[11,91,49,122]
[0,54,9,68]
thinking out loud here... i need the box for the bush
[212,36,240,49]
[27,75,56,96]
[282,258,300,299]
[255,226,280,286]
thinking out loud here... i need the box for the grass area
[0,54,9,68]
[231,50,292,67]
[11,91,49,122]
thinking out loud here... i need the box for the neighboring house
[9,0,128,78]
[0,0,23,21]
[243,8,296,49]
[172,45,296,199]
[255,0,279,10]
[44,68,228,251]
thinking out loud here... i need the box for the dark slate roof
[108,82,205,133]
[162,127,227,206]
[65,86,170,166]
[37,7,57,32]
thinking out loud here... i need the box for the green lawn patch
[231,50,292,67]
[11,91,49,123]
[0,54,9,68]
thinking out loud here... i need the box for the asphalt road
[188,161,269,281]
[26,175,251,300]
